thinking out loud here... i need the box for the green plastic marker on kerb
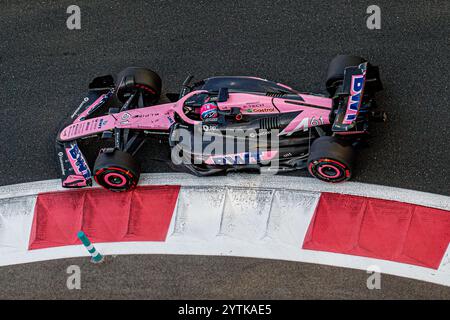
[77,231,104,263]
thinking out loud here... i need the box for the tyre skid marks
[169,187,319,246]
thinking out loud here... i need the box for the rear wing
[332,62,382,132]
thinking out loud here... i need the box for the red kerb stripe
[29,185,180,250]
[302,193,450,269]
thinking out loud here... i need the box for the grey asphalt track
[1,255,450,300]
[0,0,449,299]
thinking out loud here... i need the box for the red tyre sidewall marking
[104,172,127,187]
[94,167,136,189]
[317,164,341,179]
[308,158,350,180]
[135,84,156,95]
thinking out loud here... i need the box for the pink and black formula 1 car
[56,55,385,191]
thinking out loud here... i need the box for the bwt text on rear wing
[332,62,383,133]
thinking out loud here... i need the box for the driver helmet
[200,102,218,120]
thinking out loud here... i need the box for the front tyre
[116,67,162,106]
[307,136,355,183]
[93,149,140,191]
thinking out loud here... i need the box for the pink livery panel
[59,103,176,141]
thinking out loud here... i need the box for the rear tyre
[93,149,140,191]
[307,136,355,183]
[326,55,366,96]
[116,67,162,105]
